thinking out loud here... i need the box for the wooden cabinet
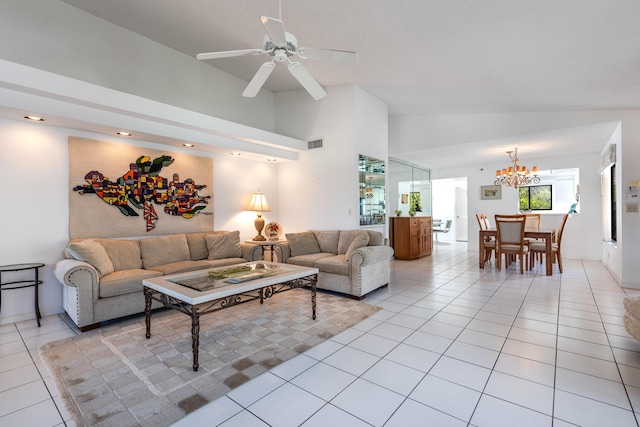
[390,217,432,260]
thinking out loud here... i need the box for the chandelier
[495,147,540,189]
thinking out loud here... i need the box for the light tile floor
[3,241,640,426]
[0,312,77,426]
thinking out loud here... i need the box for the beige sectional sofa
[54,231,261,330]
[274,230,394,299]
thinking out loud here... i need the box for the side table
[0,263,44,327]
[244,239,286,262]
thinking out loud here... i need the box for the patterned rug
[40,289,380,427]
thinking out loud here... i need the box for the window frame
[519,184,553,211]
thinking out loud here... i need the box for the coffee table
[143,262,318,371]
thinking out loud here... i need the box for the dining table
[479,228,557,275]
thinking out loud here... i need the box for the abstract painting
[69,137,213,238]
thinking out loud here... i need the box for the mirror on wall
[388,158,432,217]
[359,154,386,225]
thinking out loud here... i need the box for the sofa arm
[240,243,263,262]
[273,242,291,263]
[348,245,394,297]
[349,245,394,266]
[54,259,100,327]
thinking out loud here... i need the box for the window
[519,185,552,210]
[516,168,579,213]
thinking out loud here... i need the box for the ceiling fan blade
[288,61,327,100]
[242,62,276,98]
[260,16,287,45]
[297,47,359,64]
[197,49,263,60]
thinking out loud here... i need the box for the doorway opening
[432,177,468,242]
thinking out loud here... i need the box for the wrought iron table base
[144,274,317,371]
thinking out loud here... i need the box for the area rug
[40,289,380,427]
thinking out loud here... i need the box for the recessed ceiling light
[183,143,194,147]
[24,115,44,122]
[230,152,241,156]
[116,131,131,136]
[267,158,277,162]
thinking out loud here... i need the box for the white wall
[275,85,388,234]
[0,117,278,325]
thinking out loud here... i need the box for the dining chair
[524,213,541,231]
[524,213,542,262]
[529,213,569,273]
[476,213,495,264]
[494,214,529,273]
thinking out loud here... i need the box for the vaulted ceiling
[15,1,640,168]
[60,0,640,116]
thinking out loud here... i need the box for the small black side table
[0,263,44,327]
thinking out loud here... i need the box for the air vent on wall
[308,138,323,149]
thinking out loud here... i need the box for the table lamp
[246,190,271,241]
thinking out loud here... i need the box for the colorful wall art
[69,137,213,238]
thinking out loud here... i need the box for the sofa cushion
[186,231,226,260]
[67,239,114,277]
[99,269,163,298]
[185,232,211,260]
[345,232,370,259]
[337,230,368,255]
[150,260,213,275]
[286,231,320,257]
[286,253,334,268]
[366,230,384,246]
[206,231,242,260]
[312,230,340,254]
[96,239,142,271]
[139,234,190,269]
[314,254,349,275]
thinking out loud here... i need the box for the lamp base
[252,213,266,241]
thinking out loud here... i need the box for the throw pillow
[312,230,340,254]
[96,239,142,271]
[345,231,370,259]
[139,234,191,269]
[338,230,368,254]
[286,231,320,257]
[366,231,384,246]
[67,239,114,277]
[206,231,242,260]
[186,232,214,261]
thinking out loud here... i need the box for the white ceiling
[59,0,640,116]
[46,1,640,167]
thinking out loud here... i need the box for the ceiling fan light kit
[197,8,357,100]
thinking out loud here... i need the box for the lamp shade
[246,191,271,212]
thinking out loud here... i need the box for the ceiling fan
[196,6,358,100]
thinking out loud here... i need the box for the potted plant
[409,210,416,217]
[395,209,402,216]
